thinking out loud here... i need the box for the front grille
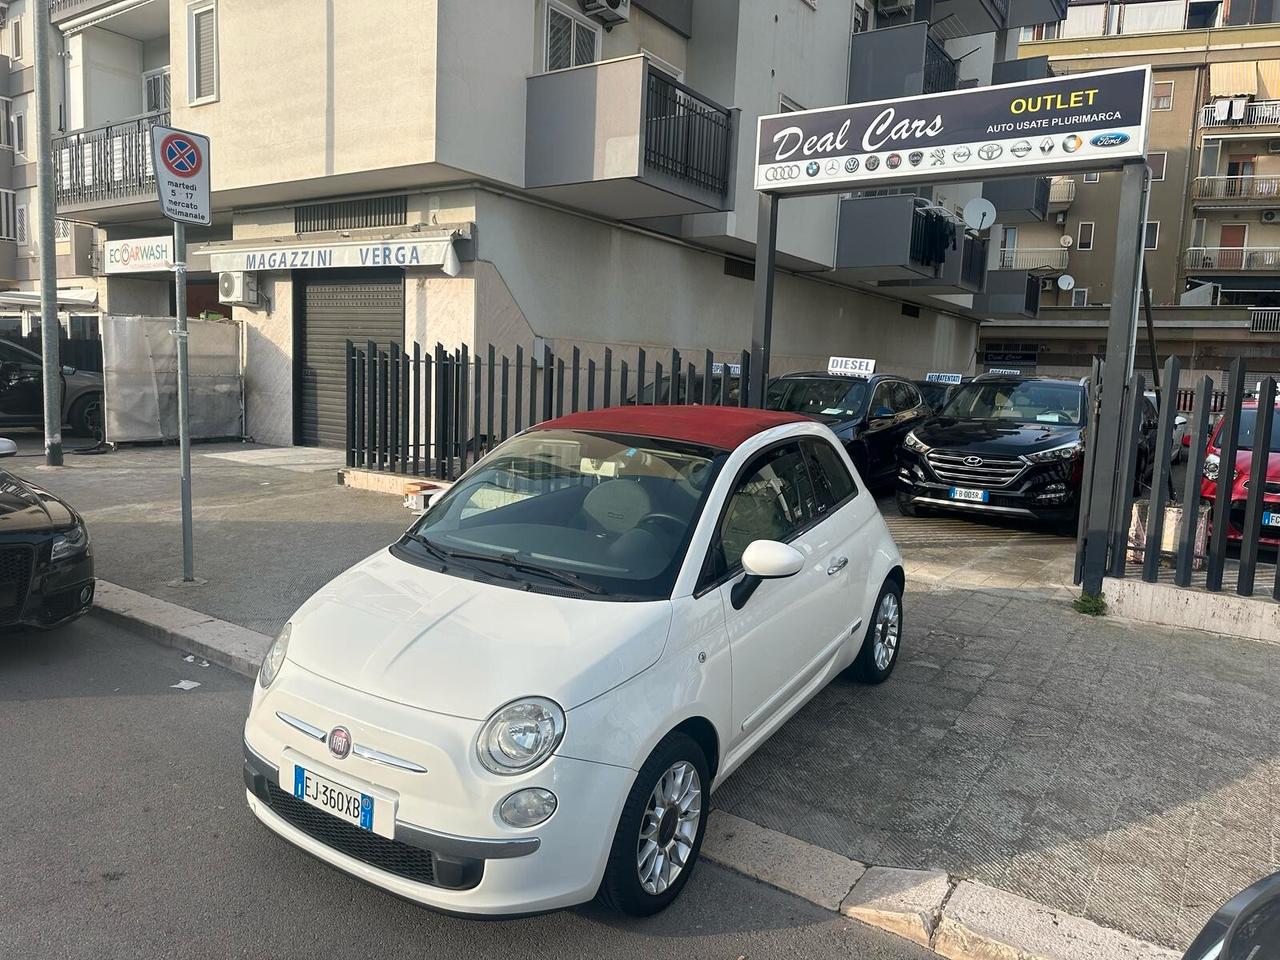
[265,782,446,887]
[0,545,34,624]
[926,450,1026,488]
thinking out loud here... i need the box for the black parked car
[895,374,1156,527]
[912,378,969,415]
[1,339,104,436]
[0,438,95,630]
[766,371,930,489]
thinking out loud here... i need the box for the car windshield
[1233,407,1280,452]
[766,378,869,418]
[405,429,726,600]
[942,380,1085,425]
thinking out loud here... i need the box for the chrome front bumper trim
[910,496,1039,517]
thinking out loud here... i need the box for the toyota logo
[328,726,353,759]
[963,456,984,467]
[764,165,802,182]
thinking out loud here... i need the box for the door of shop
[296,270,404,447]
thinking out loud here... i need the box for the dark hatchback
[896,376,1096,525]
[766,372,930,489]
[0,440,94,630]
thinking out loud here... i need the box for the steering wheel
[639,512,686,539]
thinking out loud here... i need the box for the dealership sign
[755,66,1150,193]
[103,235,174,274]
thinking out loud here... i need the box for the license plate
[950,486,989,503]
[293,765,375,831]
[1264,511,1280,528]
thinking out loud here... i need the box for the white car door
[709,440,856,744]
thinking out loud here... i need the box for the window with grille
[10,17,21,62]
[189,2,218,103]
[144,68,172,113]
[1071,288,1089,307]
[54,219,70,240]
[0,191,15,241]
[853,4,869,32]
[15,204,27,246]
[545,2,599,72]
[294,195,408,233]
[1152,80,1173,111]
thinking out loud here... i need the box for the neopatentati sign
[754,65,1150,193]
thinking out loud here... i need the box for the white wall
[76,27,144,128]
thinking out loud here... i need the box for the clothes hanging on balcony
[913,204,959,268]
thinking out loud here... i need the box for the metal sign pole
[173,221,194,581]
[33,0,61,466]
[750,192,779,407]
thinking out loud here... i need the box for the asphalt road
[0,617,933,960]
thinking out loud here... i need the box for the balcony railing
[1192,176,1280,202]
[1184,247,1280,271]
[1049,178,1076,205]
[923,35,959,95]
[1249,308,1280,333]
[50,0,114,22]
[997,247,1068,271]
[643,68,733,198]
[52,112,168,211]
[1200,100,1280,128]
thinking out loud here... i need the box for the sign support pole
[173,221,194,582]
[34,0,61,466]
[1080,161,1151,596]
[750,192,779,407]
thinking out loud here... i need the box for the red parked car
[1200,400,1280,546]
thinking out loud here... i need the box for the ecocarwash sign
[755,65,1150,193]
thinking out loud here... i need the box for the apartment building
[977,0,1280,382]
[10,0,1065,447]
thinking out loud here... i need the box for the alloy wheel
[636,760,702,895]
[873,591,901,671]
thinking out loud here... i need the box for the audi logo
[764,165,802,182]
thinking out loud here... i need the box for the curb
[94,588,1182,959]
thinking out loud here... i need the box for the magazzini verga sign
[755,65,1151,193]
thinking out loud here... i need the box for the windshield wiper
[454,550,607,595]
[402,533,526,586]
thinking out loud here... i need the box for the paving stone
[839,866,951,946]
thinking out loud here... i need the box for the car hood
[0,469,74,533]
[286,548,674,720]
[1230,450,1280,491]
[915,418,1082,457]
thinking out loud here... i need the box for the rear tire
[597,732,709,916]
[896,491,918,517]
[851,579,904,684]
[68,392,103,438]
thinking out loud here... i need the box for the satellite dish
[1059,234,1074,248]
[962,198,997,232]
[1057,274,1076,291]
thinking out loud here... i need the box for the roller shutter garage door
[297,272,404,447]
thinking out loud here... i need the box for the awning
[1210,61,1258,98]
[0,288,99,309]
[198,232,462,277]
[1258,60,1280,100]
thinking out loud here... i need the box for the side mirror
[1175,415,1188,427]
[427,489,447,510]
[62,365,76,376]
[0,438,16,459]
[1182,869,1280,960]
[731,540,804,610]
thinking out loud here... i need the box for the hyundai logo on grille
[328,726,353,759]
[1090,132,1130,148]
[964,456,984,467]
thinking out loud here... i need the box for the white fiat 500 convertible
[243,406,904,917]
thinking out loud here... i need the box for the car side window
[716,443,817,574]
[895,381,922,411]
[870,382,894,417]
[804,439,858,514]
[0,342,31,365]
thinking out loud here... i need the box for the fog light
[498,788,557,828]
[79,585,93,604]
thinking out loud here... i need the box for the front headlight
[1202,453,1237,483]
[50,523,89,562]
[902,430,931,454]
[476,697,566,776]
[258,623,291,689]
[1024,440,1084,464]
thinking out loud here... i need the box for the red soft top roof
[533,405,809,450]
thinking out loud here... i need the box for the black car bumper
[0,542,94,630]
[896,449,1080,521]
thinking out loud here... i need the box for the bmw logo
[978,143,1002,161]
[1011,140,1032,158]
[1090,132,1130,148]
[1062,135,1083,153]
[952,146,971,162]
[865,155,881,171]
[806,161,820,177]
[886,153,902,169]
[844,156,860,173]
[908,150,924,166]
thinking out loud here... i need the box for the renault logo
[964,456,984,467]
[764,164,802,182]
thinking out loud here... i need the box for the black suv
[897,374,1138,526]
[766,371,929,489]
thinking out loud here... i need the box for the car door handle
[827,556,848,576]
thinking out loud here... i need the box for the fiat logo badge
[328,726,353,759]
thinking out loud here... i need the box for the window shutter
[573,22,595,67]
[194,9,217,99]
[15,205,27,245]
[547,8,572,70]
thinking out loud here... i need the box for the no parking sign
[151,125,211,225]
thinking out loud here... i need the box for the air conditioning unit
[876,0,914,13]
[1040,278,1056,291]
[1262,209,1280,224]
[218,270,258,305]
[580,0,629,25]
[1268,139,1280,154]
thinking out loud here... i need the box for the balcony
[983,177,1049,224]
[997,247,1069,273]
[974,271,1040,320]
[1005,0,1068,27]
[849,23,957,104]
[526,56,734,220]
[832,195,942,283]
[1192,176,1280,205]
[52,112,168,222]
[1185,246,1280,272]
[930,0,1011,39]
[1049,177,1076,208]
[923,35,959,95]
[1200,100,1280,128]
[1250,308,1280,333]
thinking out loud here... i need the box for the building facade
[16,0,1067,446]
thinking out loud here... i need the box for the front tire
[597,732,709,916]
[851,579,903,684]
[896,490,919,517]
[68,392,103,438]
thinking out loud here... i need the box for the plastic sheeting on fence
[101,315,243,443]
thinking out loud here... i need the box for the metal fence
[1077,355,1279,600]
[14,335,103,373]
[643,67,734,198]
[923,34,958,94]
[345,342,753,480]
[52,112,169,209]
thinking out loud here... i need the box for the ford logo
[964,456,984,467]
[1090,132,1130,148]
[328,726,353,759]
